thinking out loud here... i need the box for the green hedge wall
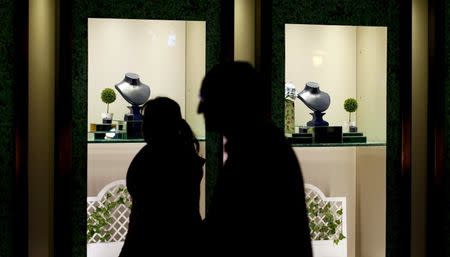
[0,0,16,255]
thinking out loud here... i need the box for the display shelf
[88,130,130,140]
[88,138,145,143]
[291,142,386,147]
[87,139,382,146]
[87,136,206,143]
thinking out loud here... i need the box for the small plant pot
[349,121,357,132]
[101,113,113,124]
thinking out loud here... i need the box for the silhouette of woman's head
[142,97,182,143]
[198,61,267,133]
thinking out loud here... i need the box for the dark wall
[428,0,450,256]
[445,1,450,255]
[56,0,225,256]
[264,1,411,257]
[0,0,28,256]
[0,0,16,255]
[59,1,450,257]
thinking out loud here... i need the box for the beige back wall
[296,146,386,257]
[356,27,387,142]
[88,18,206,138]
[186,21,206,138]
[356,147,386,257]
[295,147,357,257]
[88,142,207,219]
[285,25,387,142]
[88,18,186,127]
[286,24,357,129]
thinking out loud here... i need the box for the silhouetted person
[198,61,313,255]
[119,97,205,256]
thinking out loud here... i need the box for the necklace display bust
[297,82,330,126]
[297,81,330,112]
[115,73,150,106]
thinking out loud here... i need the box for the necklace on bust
[115,73,151,106]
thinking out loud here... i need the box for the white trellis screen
[87,179,131,244]
[86,181,347,257]
[305,183,347,257]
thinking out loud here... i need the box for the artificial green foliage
[0,0,16,255]
[100,88,116,113]
[87,187,132,243]
[306,196,345,245]
[344,98,358,122]
[344,98,358,113]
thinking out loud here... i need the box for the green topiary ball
[344,98,358,113]
[101,88,116,104]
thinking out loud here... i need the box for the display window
[55,1,410,257]
[86,18,207,257]
[284,24,388,257]
[58,2,228,256]
[87,18,206,142]
[285,24,387,145]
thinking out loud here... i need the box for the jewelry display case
[85,17,210,257]
[283,24,388,257]
[262,1,410,257]
[87,18,206,143]
[54,1,226,256]
[55,1,412,257]
[285,24,387,146]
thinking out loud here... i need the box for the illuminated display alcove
[285,24,387,143]
[286,24,388,257]
[88,18,206,141]
[86,19,207,257]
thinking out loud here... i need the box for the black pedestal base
[307,111,329,127]
[343,132,367,143]
[126,121,143,139]
[312,126,342,143]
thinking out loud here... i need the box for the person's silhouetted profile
[198,61,312,255]
[119,97,204,256]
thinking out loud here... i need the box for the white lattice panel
[87,180,132,243]
[304,184,347,241]
[305,184,347,257]
[86,180,347,255]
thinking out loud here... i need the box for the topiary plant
[101,88,116,113]
[344,98,358,123]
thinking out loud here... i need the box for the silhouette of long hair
[142,97,199,153]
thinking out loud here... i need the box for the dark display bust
[297,82,330,126]
[297,81,330,112]
[115,73,151,106]
[115,73,150,136]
